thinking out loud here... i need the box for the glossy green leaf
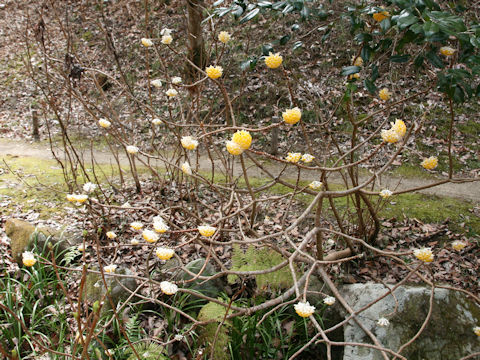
[364,79,377,94]
[239,8,259,23]
[390,54,410,63]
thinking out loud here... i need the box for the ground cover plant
[1,0,480,359]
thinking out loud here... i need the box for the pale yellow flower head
[153,216,169,233]
[218,31,231,44]
[282,107,302,125]
[440,46,456,56]
[151,79,162,88]
[106,231,117,240]
[205,65,223,80]
[226,140,244,156]
[381,129,400,144]
[379,88,392,101]
[141,38,153,47]
[373,10,390,22]
[22,251,36,267]
[166,88,178,97]
[286,152,302,163]
[156,247,175,260]
[474,326,480,337]
[152,118,162,125]
[104,264,117,273]
[323,296,336,306]
[68,194,88,204]
[421,156,438,170]
[78,244,87,252]
[379,189,393,199]
[126,145,139,154]
[377,318,390,327]
[451,240,466,251]
[198,225,216,237]
[130,222,143,231]
[161,34,173,45]
[414,248,434,263]
[265,52,283,69]
[98,119,111,128]
[130,239,140,246]
[301,154,314,163]
[181,136,199,150]
[294,301,315,317]
[83,182,97,193]
[172,76,182,85]
[309,181,323,190]
[352,56,363,67]
[142,229,159,243]
[160,281,178,295]
[348,73,360,80]
[231,130,252,150]
[181,161,192,175]
[391,119,406,138]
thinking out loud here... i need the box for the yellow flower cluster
[98,119,111,128]
[104,264,117,273]
[198,225,216,237]
[451,240,466,251]
[474,326,480,337]
[106,231,117,240]
[352,56,363,67]
[143,229,159,243]
[372,9,390,22]
[309,181,323,190]
[22,251,36,267]
[294,301,315,318]
[160,281,178,295]
[130,222,143,230]
[282,107,302,125]
[414,248,434,263]
[286,152,302,163]
[301,154,314,163]
[379,88,392,101]
[181,136,199,150]
[218,31,231,44]
[226,130,252,156]
[205,65,223,80]
[379,189,393,199]
[323,296,336,306]
[66,194,89,204]
[381,119,406,144]
[156,247,175,260]
[181,161,192,175]
[141,38,153,47]
[440,46,455,56]
[265,52,283,69]
[153,216,169,233]
[421,156,438,170]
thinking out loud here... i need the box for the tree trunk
[186,0,206,82]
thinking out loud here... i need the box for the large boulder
[339,283,480,360]
[84,267,138,311]
[179,258,224,298]
[5,218,82,265]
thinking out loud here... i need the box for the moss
[228,245,295,292]
[125,342,167,360]
[197,301,232,360]
[380,193,480,235]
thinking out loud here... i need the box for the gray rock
[5,218,83,265]
[84,268,138,311]
[179,258,224,298]
[339,283,480,360]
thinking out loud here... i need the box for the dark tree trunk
[186,0,206,82]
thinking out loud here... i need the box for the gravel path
[1,138,479,202]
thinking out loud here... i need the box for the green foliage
[0,256,69,357]
[198,300,233,323]
[228,245,294,292]
[229,303,324,359]
[125,342,168,360]
[346,0,480,102]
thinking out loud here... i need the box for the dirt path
[1,138,479,202]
